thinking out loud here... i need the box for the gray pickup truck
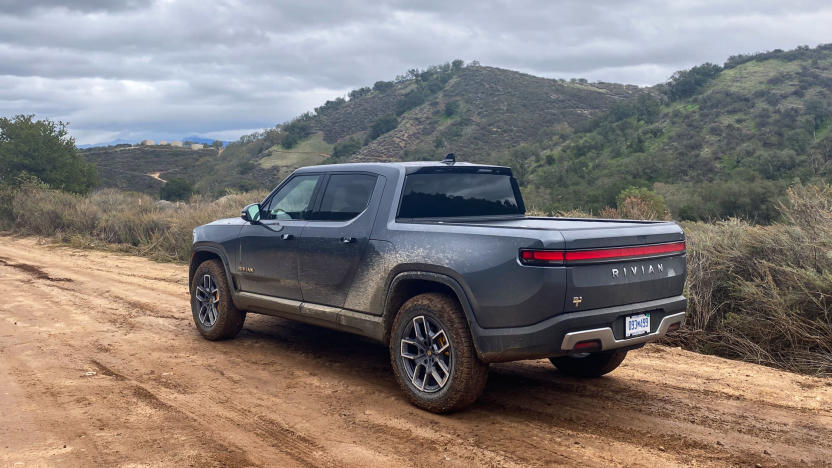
[189,157,686,412]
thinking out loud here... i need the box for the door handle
[281,233,294,240]
[341,236,355,244]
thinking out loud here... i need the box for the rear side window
[398,172,523,218]
[311,173,377,221]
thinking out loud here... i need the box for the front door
[299,173,382,307]
[238,174,322,299]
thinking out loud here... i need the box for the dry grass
[670,185,832,375]
[2,184,831,375]
[6,187,267,262]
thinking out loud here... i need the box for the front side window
[310,174,377,221]
[263,175,320,220]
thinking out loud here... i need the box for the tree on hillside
[368,115,399,141]
[503,144,537,185]
[665,63,722,101]
[281,118,314,149]
[373,80,394,92]
[0,114,97,193]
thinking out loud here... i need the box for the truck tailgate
[418,215,686,316]
[557,221,685,315]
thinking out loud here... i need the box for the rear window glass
[312,173,377,221]
[398,172,523,218]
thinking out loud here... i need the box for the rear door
[298,172,383,307]
[237,174,322,299]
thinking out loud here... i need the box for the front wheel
[191,259,245,340]
[549,349,628,378]
[389,293,488,413]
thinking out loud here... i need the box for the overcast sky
[1,0,830,145]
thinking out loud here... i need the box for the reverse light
[519,241,685,266]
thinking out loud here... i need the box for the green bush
[160,178,194,201]
[444,100,460,117]
[332,137,362,159]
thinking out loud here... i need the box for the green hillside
[189,61,641,195]
[87,45,832,222]
[83,145,221,195]
[526,44,832,221]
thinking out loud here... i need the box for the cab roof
[293,161,511,176]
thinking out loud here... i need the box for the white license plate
[625,313,651,337]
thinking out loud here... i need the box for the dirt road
[1,235,831,467]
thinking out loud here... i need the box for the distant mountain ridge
[78,136,228,149]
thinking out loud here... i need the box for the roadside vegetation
[1,181,830,376]
[3,46,832,376]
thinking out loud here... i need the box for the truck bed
[410,216,684,249]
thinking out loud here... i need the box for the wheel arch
[189,245,235,292]
[382,271,482,352]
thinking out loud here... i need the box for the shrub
[160,178,194,201]
[666,184,832,375]
[444,100,460,117]
[5,186,268,261]
[332,137,362,159]
[614,187,669,220]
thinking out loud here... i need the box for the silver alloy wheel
[195,274,220,327]
[400,315,453,393]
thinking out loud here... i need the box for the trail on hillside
[0,235,830,467]
[147,172,166,183]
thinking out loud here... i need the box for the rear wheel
[549,349,628,377]
[191,259,245,340]
[389,293,488,413]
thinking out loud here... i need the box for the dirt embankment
[1,235,831,467]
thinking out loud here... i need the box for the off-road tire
[549,349,628,377]
[389,293,488,413]
[191,259,245,340]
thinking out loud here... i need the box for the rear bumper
[474,295,687,363]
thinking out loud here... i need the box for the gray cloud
[0,0,830,144]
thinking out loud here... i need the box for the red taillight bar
[520,250,564,262]
[520,241,685,265]
[565,241,686,261]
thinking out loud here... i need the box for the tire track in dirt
[1,235,832,467]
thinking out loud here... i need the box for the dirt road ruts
[1,235,830,467]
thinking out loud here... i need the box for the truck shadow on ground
[229,315,669,418]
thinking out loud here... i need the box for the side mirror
[241,203,262,223]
